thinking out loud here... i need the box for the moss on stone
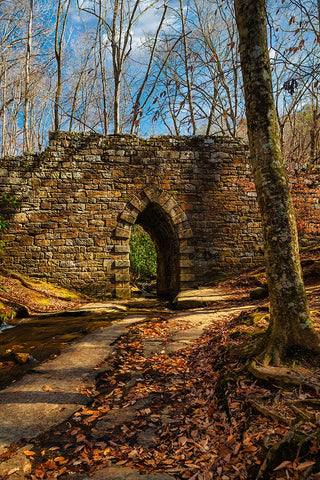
[2,269,80,301]
[0,301,16,324]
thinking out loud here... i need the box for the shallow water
[0,324,15,333]
[0,298,170,391]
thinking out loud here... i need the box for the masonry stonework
[0,132,264,298]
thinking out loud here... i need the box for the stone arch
[114,186,195,299]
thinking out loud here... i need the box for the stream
[0,297,171,391]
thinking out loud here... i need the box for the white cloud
[269,47,276,59]
[130,3,174,54]
[69,1,97,28]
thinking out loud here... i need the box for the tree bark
[1,65,8,156]
[24,0,33,152]
[98,0,109,135]
[178,0,196,135]
[234,0,320,365]
[54,0,71,132]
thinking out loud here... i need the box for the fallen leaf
[103,447,111,456]
[295,461,315,472]
[54,456,68,465]
[243,445,258,452]
[7,467,20,476]
[43,459,56,470]
[76,434,86,443]
[179,436,188,446]
[42,385,53,392]
[80,408,98,416]
[274,460,293,471]
[23,450,37,457]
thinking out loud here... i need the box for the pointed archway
[114,187,195,299]
[136,202,180,298]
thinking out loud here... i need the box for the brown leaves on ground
[23,309,320,480]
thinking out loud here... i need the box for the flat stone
[65,466,175,480]
[0,445,33,479]
[136,428,158,447]
[37,302,127,318]
[0,315,146,455]
[143,338,164,356]
[94,408,137,432]
[173,286,246,309]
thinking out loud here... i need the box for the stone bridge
[0,132,263,299]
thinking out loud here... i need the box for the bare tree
[24,0,33,151]
[78,0,160,134]
[130,3,167,134]
[54,0,71,131]
[178,0,196,134]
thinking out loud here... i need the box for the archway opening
[129,224,157,292]
[133,202,180,299]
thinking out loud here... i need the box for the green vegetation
[129,224,157,283]
[0,301,16,326]
[0,194,19,210]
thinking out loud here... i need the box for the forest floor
[0,249,320,479]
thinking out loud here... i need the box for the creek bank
[0,269,89,325]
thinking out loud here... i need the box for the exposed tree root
[249,361,320,393]
[256,428,319,479]
[256,430,296,479]
[245,397,292,425]
[289,403,316,423]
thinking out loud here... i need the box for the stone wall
[0,132,263,298]
[289,167,320,245]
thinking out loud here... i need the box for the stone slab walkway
[173,285,247,309]
[0,315,146,455]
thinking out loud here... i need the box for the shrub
[129,224,157,282]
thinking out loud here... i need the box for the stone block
[172,211,188,225]
[177,226,193,239]
[129,195,148,212]
[180,245,195,254]
[115,259,130,268]
[115,227,131,239]
[115,287,131,299]
[115,273,130,282]
[180,273,195,282]
[120,210,137,224]
[179,259,194,268]
[163,197,176,213]
[19,235,34,246]
[115,244,130,253]
[13,213,28,223]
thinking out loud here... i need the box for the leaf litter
[2,278,320,480]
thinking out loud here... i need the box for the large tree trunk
[178,0,196,135]
[54,0,71,132]
[24,0,33,152]
[234,0,320,365]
